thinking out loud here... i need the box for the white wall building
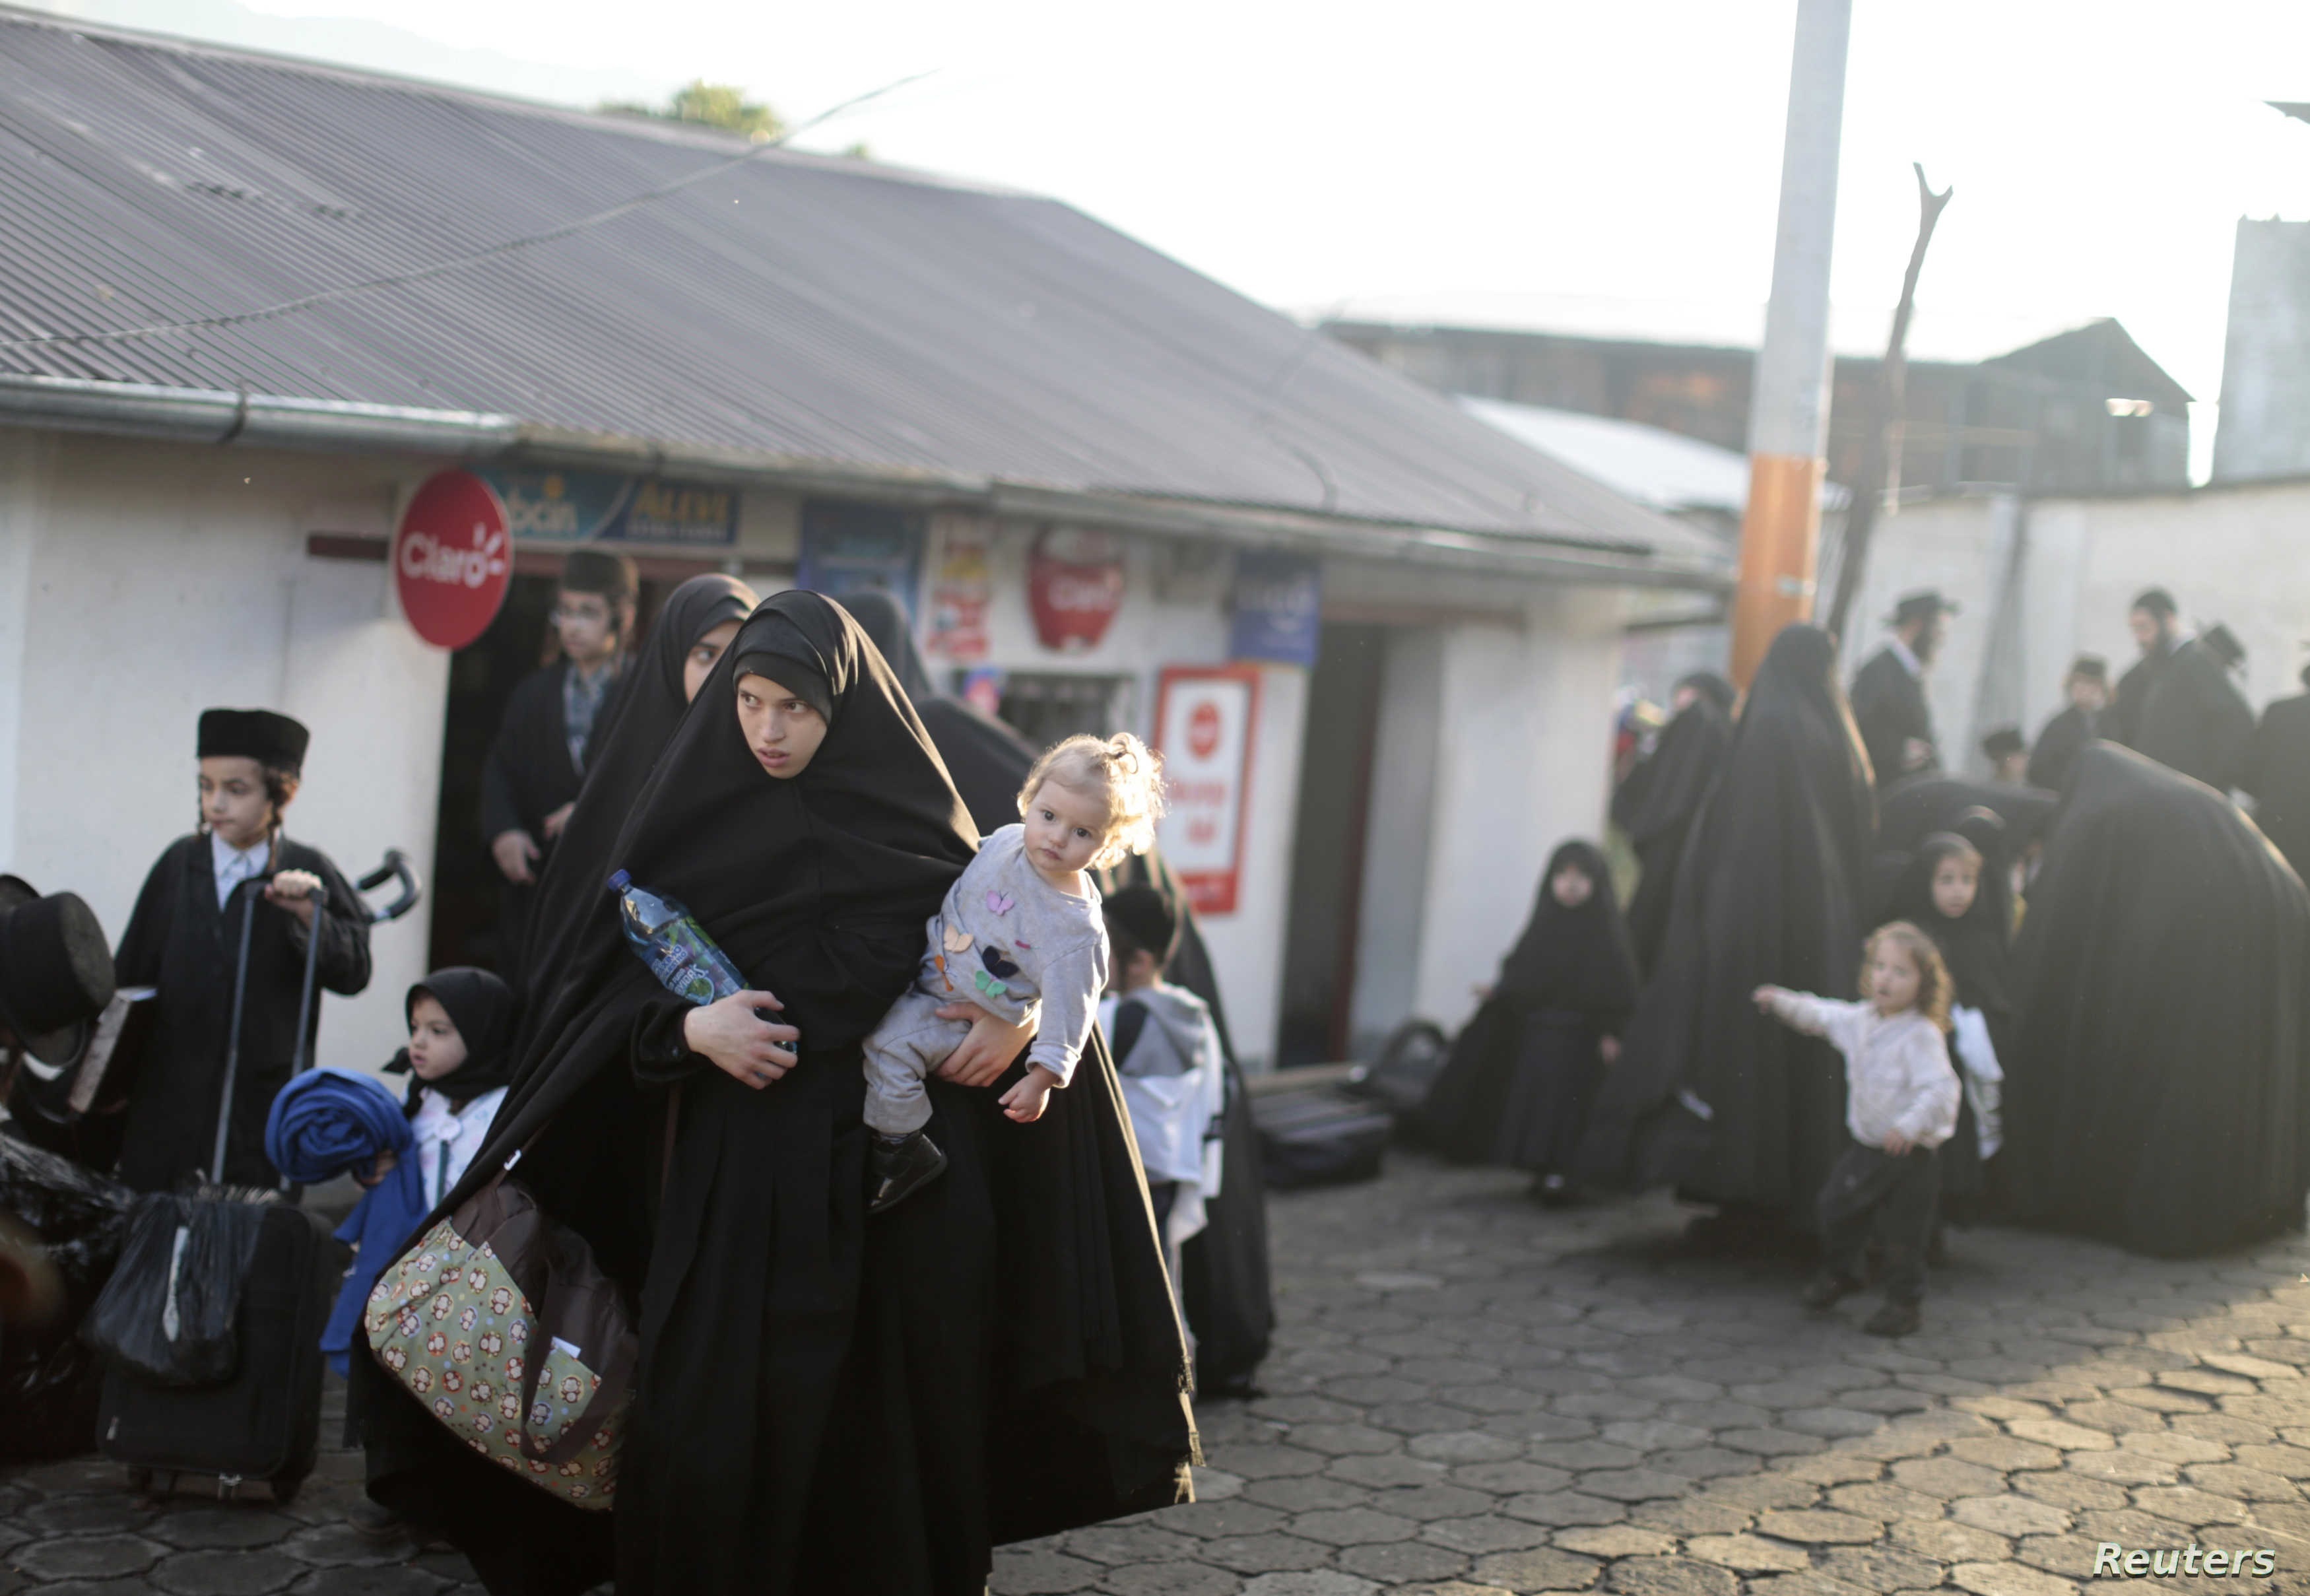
[0,10,1729,1104]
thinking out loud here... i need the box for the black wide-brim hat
[0,875,116,1065]
[2203,623,2247,671]
[197,708,310,774]
[1887,589,1959,628]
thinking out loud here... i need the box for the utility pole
[1729,0,1853,687]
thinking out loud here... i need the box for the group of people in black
[1424,585,2310,1336]
[1,554,1288,1596]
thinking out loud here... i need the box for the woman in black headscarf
[1870,772,2056,931]
[513,573,756,1010]
[2003,741,2310,1257]
[1419,840,1639,1201]
[358,592,1192,1596]
[1577,624,1874,1233]
[844,587,1274,1397]
[1616,673,1736,975]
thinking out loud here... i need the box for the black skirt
[1421,1002,1607,1175]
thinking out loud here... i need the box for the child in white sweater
[1754,921,1961,1338]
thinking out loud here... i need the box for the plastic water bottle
[609,871,746,1006]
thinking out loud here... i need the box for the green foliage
[601,80,783,143]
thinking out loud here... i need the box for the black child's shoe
[1863,1299,1923,1338]
[869,1131,948,1215]
[1798,1270,1860,1311]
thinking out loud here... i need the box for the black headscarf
[2003,741,2310,1257]
[1616,676,1737,973]
[1885,832,2010,1018]
[387,966,518,1106]
[1577,624,1874,1222]
[1494,841,1641,1016]
[842,589,1040,835]
[514,573,756,1006]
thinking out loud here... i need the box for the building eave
[0,372,1731,594]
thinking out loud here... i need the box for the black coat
[2244,693,2310,884]
[2004,743,2310,1257]
[111,834,372,1191]
[2135,638,2255,793]
[2026,704,2097,795]
[1849,646,1937,786]
[1615,692,1733,976]
[478,661,620,978]
[2107,642,2169,750]
[1579,625,1874,1222]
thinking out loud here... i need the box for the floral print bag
[362,1172,635,1510]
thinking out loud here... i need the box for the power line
[0,69,935,352]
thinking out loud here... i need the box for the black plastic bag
[81,1191,269,1387]
[1,1127,135,1459]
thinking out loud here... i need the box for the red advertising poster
[394,470,511,649]
[1027,527,1124,651]
[1153,665,1261,916]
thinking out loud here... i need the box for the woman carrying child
[1754,921,1962,1337]
[358,592,1190,1596]
[1420,840,1639,1203]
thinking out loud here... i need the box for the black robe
[2134,638,2255,793]
[1577,624,1874,1225]
[1616,682,1734,976]
[1849,646,1937,787]
[2244,693,2310,885]
[478,659,621,981]
[2106,639,2171,750]
[1420,841,1639,1174]
[360,593,1191,1596]
[2026,704,2097,795]
[843,589,1275,1398]
[111,834,372,1191]
[513,576,756,1017]
[2004,743,2310,1257]
[1882,841,2013,1213]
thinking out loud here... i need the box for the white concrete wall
[1833,493,2018,778]
[1827,479,2310,778]
[1408,588,1624,1036]
[2213,219,2310,484]
[0,431,446,1080]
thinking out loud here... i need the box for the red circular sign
[1188,700,1223,760]
[395,470,511,649]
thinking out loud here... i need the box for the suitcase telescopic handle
[356,849,422,925]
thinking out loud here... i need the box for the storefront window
[976,671,1137,748]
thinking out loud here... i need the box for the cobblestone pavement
[12,1154,2310,1594]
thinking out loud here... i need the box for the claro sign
[394,470,512,650]
[1026,527,1125,651]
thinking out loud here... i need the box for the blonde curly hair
[1018,732,1167,871]
[1862,921,1953,1031]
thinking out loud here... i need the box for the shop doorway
[1274,624,1388,1068]
[426,565,690,974]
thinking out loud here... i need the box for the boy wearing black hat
[1100,884,1225,1303]
[1850,591,1956,787]
[2027,655,2107,794]
[111,708,372,1191]
[478,549,637,980]
[1979,727,2028,785]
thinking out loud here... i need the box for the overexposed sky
[124,1,2310,471]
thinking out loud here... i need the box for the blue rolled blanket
[264,1069,426,1374]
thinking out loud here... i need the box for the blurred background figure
[2026,655,2108,795]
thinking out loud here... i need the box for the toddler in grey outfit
[863,732,1166,1214]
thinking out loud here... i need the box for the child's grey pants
[860,987,973,1137]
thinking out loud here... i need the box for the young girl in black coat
[1420,840,1640,1202]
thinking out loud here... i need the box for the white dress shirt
[409,1084,509,1211]
[211,832,271,910]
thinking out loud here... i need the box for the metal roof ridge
[0,4,1034,200]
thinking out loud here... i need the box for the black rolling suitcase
[90,874,354,1502]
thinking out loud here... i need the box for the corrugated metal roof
[0,5,1724,574]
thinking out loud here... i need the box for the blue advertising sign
[1229,550,1323,666]
[477,468,737,548]
[797,501,925,619]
